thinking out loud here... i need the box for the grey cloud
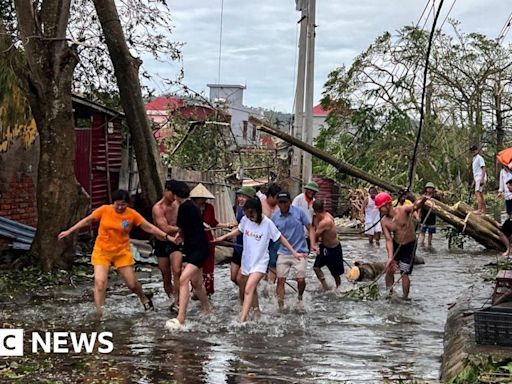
[145,0,511,111]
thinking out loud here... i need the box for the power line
[407,0,445,190]
[497,11,512,43]
[439,0,457,31]
[217,0,225,83]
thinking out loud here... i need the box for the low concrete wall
[441,283,512,382]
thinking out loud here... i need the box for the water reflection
[0,236,498,383]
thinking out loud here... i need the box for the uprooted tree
[0,0,181,270]
[250,116,507,252]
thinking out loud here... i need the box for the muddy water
[0,236,498,383]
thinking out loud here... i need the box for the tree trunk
[250,116,507,252]
[250,116,403,192]
[4,0,90,270]
[92,0,164,211]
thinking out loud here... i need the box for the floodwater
[0,234,499,383]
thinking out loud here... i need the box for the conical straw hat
[190,183,215,199]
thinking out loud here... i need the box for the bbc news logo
[0,329,113,356]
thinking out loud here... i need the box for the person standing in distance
[470,144,487,214]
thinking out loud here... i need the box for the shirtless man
[152,180,182,309]
[376,191,428,300]
[260,183,282,283]
[312,200,345,290]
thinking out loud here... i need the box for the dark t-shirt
[177,200,209,254]
[420,206,436,226]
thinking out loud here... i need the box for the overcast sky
[143,1,512,112]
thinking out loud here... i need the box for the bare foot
[202,303,213,315]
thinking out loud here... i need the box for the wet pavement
[0,234,500,383]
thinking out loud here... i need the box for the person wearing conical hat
[190,183,237,297]
[419,182,437,248]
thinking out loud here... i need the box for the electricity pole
[302,0,316,184]
[291,0,308,196]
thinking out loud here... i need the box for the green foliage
[450,357,512,384]
[317,22,512,193]
[0,265,93,294]
[160,111,235,172]
[441,226,470,249]
[342,280,380,301]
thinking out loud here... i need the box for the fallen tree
[249,116,507,252]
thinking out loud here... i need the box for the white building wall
[207,84,263,147]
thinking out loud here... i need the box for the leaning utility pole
[302,0,316,184]
[291,0,308,196]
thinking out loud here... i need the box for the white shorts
[365,221,382,235]
[241,254,269,276]
[276,253,307,279]
[474,178,486,192]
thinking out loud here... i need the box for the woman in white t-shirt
[215,198,302,322]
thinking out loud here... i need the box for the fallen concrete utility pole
[250,116,507,252]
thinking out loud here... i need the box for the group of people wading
[58,179,432,327]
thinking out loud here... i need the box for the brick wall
[0,173,37,227]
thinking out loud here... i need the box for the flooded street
[0,234,498,383]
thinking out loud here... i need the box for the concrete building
[207,84,264,147]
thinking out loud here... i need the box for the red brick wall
[0,173,37,227]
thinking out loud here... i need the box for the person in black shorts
[312,200,345,290]
[377,192,429,300]
[392,239,416,274]
[167,180,212,326]
[152,180,183,310]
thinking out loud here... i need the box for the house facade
[207,84,265,147]
[0,96,127,226]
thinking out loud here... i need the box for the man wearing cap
[292,181,319,250]
[376,191,429,300]
[231,186,256,302]
[152,180,182,310]
[419,182,437,247]
[272,191,316,310]
[470,144,487,214]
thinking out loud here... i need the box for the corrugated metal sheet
[90,114,122,209]
[74,129,91,194]
[0,216,35,250]
[313,176,335,214]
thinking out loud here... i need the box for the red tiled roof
[145,96,183,111]
[313,103,329,117]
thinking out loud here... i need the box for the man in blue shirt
[271,191,315,310]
